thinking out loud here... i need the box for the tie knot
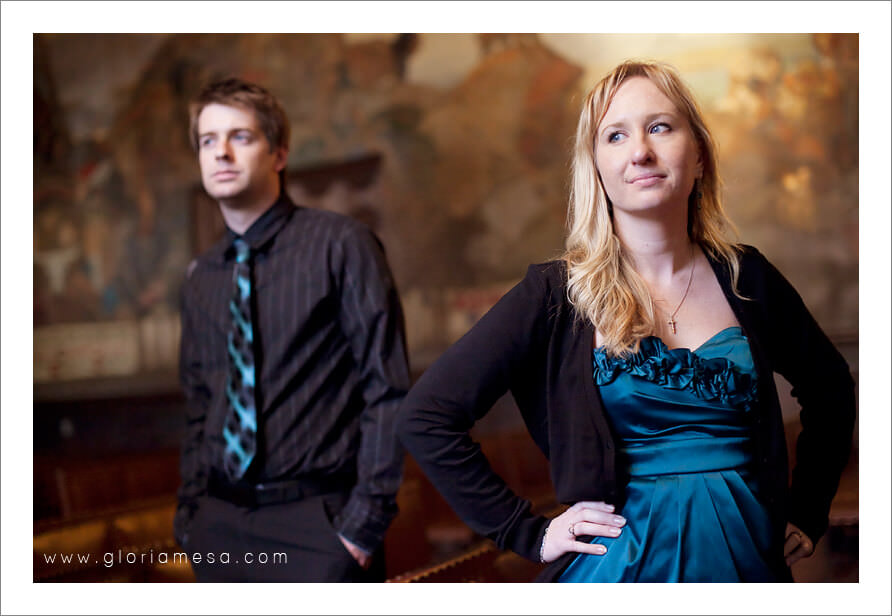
[233,238,251,264]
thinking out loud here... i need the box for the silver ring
[568,523,576,537]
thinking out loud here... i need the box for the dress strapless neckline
[560,327,775,582]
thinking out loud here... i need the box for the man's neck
[218,185,280,235]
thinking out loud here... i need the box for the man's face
[196,103,286,207]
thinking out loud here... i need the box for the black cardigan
[396,245,855,581]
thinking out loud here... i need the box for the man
[174,78,410,582]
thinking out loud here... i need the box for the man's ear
[274,147,288,173]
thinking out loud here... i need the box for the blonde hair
[562,60,743,357]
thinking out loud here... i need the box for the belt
[208,471,354,508]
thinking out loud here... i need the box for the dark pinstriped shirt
[175,192,410,553]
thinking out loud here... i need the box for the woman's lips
[628,173,665,187]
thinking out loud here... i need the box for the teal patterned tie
[222,237,257,481]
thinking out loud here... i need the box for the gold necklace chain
[666,244,696,335]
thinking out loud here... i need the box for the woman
[396,60,855,582]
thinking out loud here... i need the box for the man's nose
[214,140,233,160]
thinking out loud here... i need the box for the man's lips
[212,170,239,180]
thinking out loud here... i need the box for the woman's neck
[614,216,694,285]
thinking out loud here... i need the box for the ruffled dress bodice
[559,327,776,582]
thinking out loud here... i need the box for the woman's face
[594,76,702,218]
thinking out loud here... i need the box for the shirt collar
[209,192,297,263]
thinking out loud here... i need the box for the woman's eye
[200,137,214,148]
[607,131,623,143]
[650,122,670,134]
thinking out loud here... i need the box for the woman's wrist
[539,521,551,563]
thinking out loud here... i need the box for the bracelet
[539,522,551,563]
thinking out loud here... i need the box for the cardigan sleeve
[753,249,856,543]
[395,264,555,561]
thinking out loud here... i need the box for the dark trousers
[185,490,385,582]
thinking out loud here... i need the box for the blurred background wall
[32,33,859,581]
[34,32,858,377]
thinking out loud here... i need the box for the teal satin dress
[559,326,776,582]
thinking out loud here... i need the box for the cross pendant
[667,319,677,334]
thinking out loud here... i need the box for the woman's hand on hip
[539,501,625,563]
[783,522,815,567]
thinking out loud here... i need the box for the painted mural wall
[33,33,858,385]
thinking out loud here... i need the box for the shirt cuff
[336,532,371,556]
[334,493,397,554]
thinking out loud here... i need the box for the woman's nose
[630,135,654,165]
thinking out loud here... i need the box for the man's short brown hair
[189,77,290,153]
